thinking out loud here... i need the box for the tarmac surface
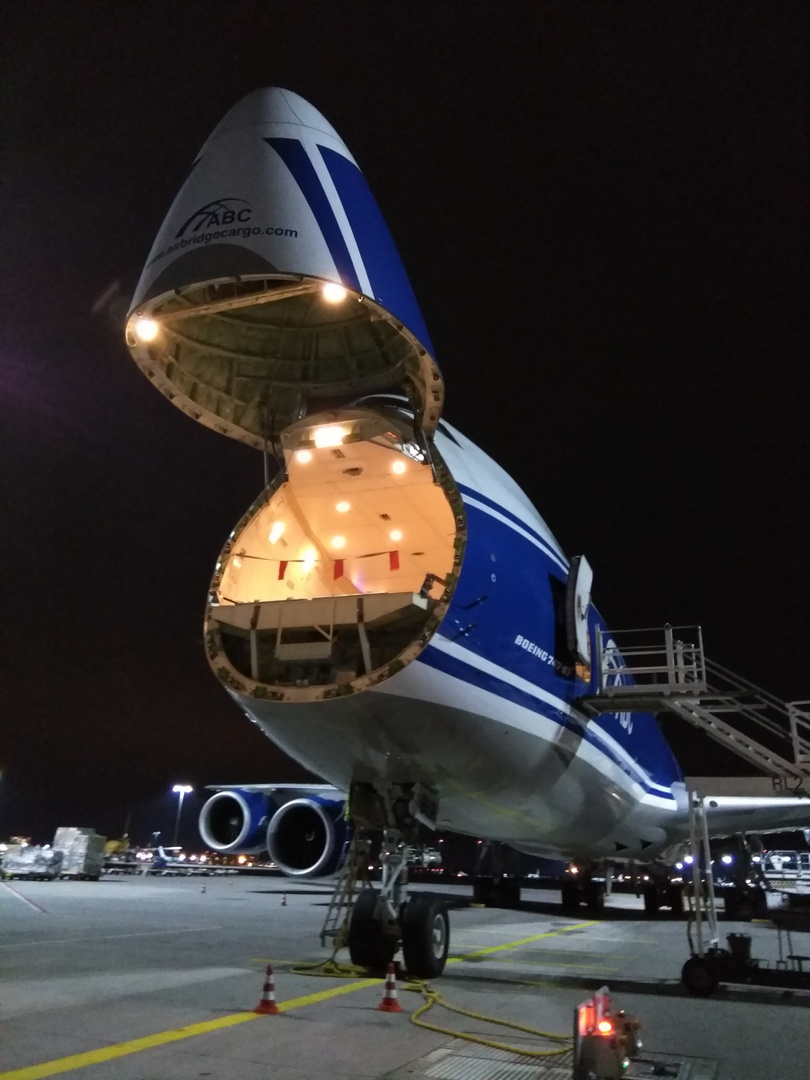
[1,874,809,1079]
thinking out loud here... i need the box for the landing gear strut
[560,864,607,912]
[471,841,522,908]
[345,783,448,978]
[641,868,685,917]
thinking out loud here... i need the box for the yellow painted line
[481,958,620,970]
[1,922,598,1079]
[0,976,378,1080]
[275,978,378,1009]
[450,920,597,962]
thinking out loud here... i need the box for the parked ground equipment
[53,827,107,880]
[681,795,810,997]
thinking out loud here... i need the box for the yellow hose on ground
[404,978,572,1059]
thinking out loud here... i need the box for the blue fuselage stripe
[456,483,564,561]
[420,643,671,799]
[319,144,436,357]
[441,497,683,797]
[265,137,362,292]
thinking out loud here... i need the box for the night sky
[2,4,808,846]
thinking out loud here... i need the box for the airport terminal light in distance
[171,784,192,848]
[125,87,810,979]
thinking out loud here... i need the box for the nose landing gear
[345,782,450,979]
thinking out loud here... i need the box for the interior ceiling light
[133,316,159,342]
[389,529,403,542]
[336,501,350,513]
[268,521,285,544]
[322,281,348,303]
[295,449,312,464]
[392,460,407,475]
[232,556,242,568]
[314,426,346,449]
[302,547,317,572]
[331,535,346,549]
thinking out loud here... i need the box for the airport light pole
[171,784,193,848]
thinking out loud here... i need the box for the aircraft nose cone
[205,87,346,145]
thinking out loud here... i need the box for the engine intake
[266,797,350,878]
[198,789,270,854]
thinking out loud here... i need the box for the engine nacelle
[266,797,350,878]
[198,789,271,854]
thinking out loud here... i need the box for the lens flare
[314,426,346,448]
[322,282,348,303]
[134,317,159,342]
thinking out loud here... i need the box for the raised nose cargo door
[125,87,444,447]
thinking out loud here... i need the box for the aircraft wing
[675,795,810,841]
[205,783,343,799]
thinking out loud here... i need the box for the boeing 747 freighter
[125,88,810,978]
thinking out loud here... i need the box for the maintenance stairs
[581,625,810,789]
[319,831,372,948]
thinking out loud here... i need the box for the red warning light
[597,1019,613,1035]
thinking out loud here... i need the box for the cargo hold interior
[206,408,463,700]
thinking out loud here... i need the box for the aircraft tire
[347,889,397,973]
[681,955,719,997]
[723,889,740,920]
[402,894,449,979]
[667,884,684,915]
[643,885,660,915]
[584,881,605,912]
[561,880,580,910]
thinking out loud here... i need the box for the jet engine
[198,788,271,854]
[266,796,350,877]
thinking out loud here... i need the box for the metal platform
[581,624,810,787]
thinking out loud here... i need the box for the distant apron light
[314,426,346,449]
[133,316,159,342]
[321,282,348,303]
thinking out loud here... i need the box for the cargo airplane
[125,88,810,977]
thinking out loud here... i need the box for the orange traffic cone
[253,964,280,1015]
[376,962,403,1013]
